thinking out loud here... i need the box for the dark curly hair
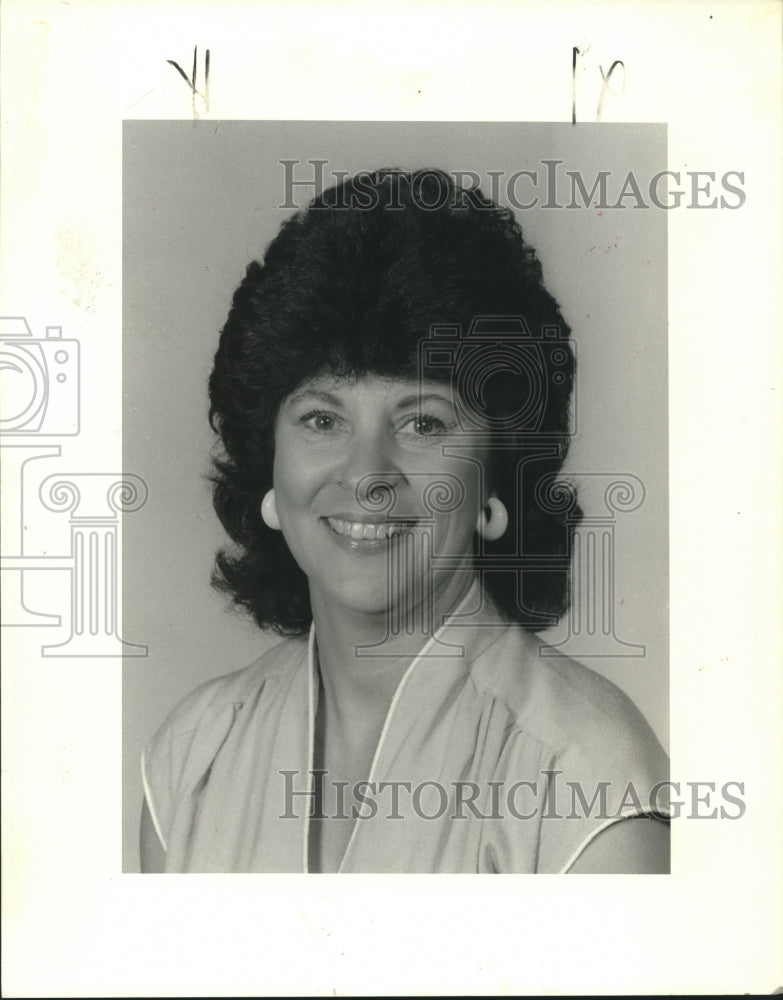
[208,167,582,635]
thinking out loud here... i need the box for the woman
[140,168,670,873]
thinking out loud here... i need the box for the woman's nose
[339,431,403,510]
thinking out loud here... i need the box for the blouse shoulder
[155,634,304,735]
[468,625,665,761]
[141,634,307,851]
[466,625,670,872]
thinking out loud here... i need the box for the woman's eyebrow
[395,392,455,410]
[286,389,343,408]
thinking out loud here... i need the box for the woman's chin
[312,578,423,621]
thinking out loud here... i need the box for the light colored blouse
[142,592,669,873]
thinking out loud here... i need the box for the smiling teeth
[327,517,412,540]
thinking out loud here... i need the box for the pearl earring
[260,489,281,530]
[477,497,508,541]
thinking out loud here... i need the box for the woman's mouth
[325,516,416,542]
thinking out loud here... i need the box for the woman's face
[273,372,491,619]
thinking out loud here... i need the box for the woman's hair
[208,167,582,635]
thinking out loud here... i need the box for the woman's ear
[476,496,508,541]
[260,489,281,530]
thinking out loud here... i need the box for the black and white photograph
[2,2,781,995]
[123,123,672,875]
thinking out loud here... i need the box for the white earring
[477,497,508,541]
[260,489,281,530]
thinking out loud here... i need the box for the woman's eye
[300,410,340,433]
[404,414,449,436]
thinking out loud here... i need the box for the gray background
[123,121,668,872]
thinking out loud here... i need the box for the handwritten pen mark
[572,46,625,123]
[596,60,625,121]
[167,45,211,119]
[572,46,578,124]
